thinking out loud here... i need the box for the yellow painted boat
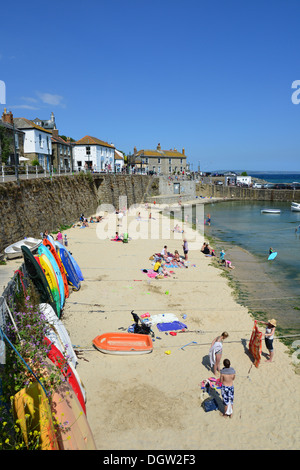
[52,381,97,450]
[13,382,59,450]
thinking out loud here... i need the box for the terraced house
[132,143,187,174]
[13,117,52,170]
[73,135,115,172]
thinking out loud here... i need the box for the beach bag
[202,397,218,412]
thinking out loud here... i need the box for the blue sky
[1,0,300,172]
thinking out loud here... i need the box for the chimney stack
[52,129,59,138]
[182,148,185,155]
[1,108,14,125]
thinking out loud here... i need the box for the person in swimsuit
[259,319,276,362]
[209,332,229,375]
[220,358,236,418]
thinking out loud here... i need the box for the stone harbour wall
[0,174,157,254]
[196,183,300,202]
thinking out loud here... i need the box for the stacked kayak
[22,235,83,318]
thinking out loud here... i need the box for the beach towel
[209,341,223,368]
[146,269,158,278]
[150,313,179,325]
[201,377,222,389]
[249,320,262,367]
[157,321,187,332]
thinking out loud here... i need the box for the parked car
[252,183,262,189]
[214,180,223,185]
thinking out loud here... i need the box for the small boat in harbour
[93,332,153,355]
[291,202,300,212]
[5,237,42,259]
[261,209,281,214]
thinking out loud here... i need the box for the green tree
[0,125,13,164]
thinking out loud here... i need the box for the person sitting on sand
[111,231,122,241]
[161,245,169,260]
[201,242,215,256]
[220,359,235,418]
[160,261,171,277]
[209,332,229,376]
[96,215,103,222]
[153,259,162,273]
[174,250,181,261]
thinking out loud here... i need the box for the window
[180,158,183,164]
[169,158,172,164]
[39,134,43,148]
[77,161,82,167]
[169,166,172,173]
[86,146,91,155]
[158,158,161,164]
[145,157,148,164]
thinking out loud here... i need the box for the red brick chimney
[182,148,185,155]
[52,129,59,138]
[1,108,14,125]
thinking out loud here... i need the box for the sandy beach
[61,202,300,450]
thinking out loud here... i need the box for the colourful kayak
[22,246,58,316]
[38,244,65,309]
[43,238,69,298]
[57,246,81,291]
[55,241,84,281]
[38,254,61,318]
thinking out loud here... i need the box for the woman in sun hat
[259,319,277,362]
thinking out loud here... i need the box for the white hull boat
[4,237,42,259]
[291,202,300,212]
[261,209,281,214]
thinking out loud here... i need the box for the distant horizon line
[206,170,300,174]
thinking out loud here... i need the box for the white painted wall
[73,144,115,172]
[23,129,52,155]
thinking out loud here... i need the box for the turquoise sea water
[201,200,300,333]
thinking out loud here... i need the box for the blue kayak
[55,241,84,281]
[57,246,81,291]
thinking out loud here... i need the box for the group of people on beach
[209,318,277,417]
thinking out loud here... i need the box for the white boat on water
[261,209,281,214]
[291,202,300,212]
[4,237,42,260]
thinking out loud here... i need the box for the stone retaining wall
[0,174,157,253]
[196,183,300,202]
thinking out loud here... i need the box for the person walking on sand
[220,359,235,418]
[259,319,277,362]
[209,332,229,375]
[183,239,188,261]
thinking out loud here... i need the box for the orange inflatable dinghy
[93,332,153,355]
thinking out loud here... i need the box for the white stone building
[13,117,52,169]
[73,135,115,172]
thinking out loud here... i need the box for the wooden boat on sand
[5,237,42,260]
[93,332,153,355]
